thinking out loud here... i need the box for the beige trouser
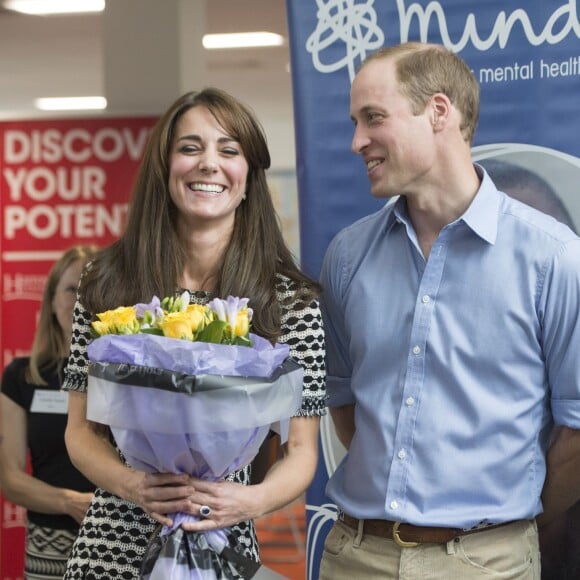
[319,519,540,579]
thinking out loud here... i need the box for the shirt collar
[384,196,404,231]
[461,164,500,245]
[386,165,500,245]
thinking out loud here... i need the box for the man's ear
[430,93,451,130]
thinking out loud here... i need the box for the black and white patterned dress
[62,277,326,579]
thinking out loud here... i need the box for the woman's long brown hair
[81,88,320,342]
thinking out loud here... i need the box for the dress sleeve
[62,298,94,393]
[276,276,327,417]
[1,359,27,408]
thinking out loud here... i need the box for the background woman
[0,245,98,579]
[62,88,326,578]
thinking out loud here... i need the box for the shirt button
[412,345,421,355]
[422,295,430,304]
[390,500,399,510]
[398,449,407,459]
[405,396,415,406]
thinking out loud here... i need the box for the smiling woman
[59,87,326,579]
[168,106,249,236]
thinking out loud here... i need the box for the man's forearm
[538,426,580,527]
[330,404,355,449]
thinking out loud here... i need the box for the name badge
[30,390,69,414]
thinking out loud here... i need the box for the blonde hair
[28,245,99,385]
[362,42,480,144]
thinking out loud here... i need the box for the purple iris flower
[135,296,164,323]
[208,296,252,327]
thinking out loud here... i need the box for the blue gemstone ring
[199,505,212,518]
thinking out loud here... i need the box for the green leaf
[196,320,227,343]
[140,327,164,335]
[232,336,253,348]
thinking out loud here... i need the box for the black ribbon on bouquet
[140,526,261,580]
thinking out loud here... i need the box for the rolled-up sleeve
[541,237,580,427]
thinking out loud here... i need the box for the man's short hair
[362,42,480,144]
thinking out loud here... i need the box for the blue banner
[286,1,580,578]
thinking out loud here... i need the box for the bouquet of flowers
[86,293,303,580]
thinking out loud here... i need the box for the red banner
[0,116,157,578]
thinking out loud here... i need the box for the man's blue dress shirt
[320,168,580,528]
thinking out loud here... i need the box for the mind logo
[307,0,580,81]
[306,0,384,82]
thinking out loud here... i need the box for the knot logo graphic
[306,0,384,82]
[305,0,580,80]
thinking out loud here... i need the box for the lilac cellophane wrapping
[85,332,303,579]
[87,333,289,377]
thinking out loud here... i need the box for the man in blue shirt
[319,42,580,579]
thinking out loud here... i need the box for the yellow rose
[93,306,137,334]
[185,304,210,333]
[233,309,250,337]
[159,311,194,340]
[91,320,111,336]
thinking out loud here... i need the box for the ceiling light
[4,0,105,15]
[35,97,107,111]
[202,32,284,50]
